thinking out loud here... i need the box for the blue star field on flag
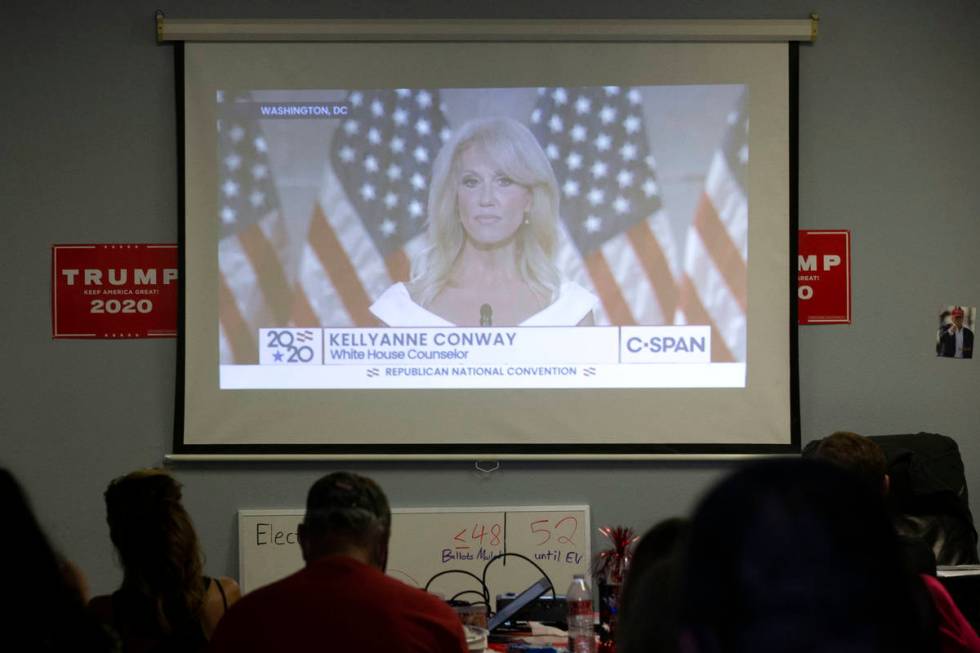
[217,92,283,240]
[530,86,665,257]
[330,89,450,258]
[721,90,749,195]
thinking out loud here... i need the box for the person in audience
[618,517,689,653]
[619,517,689,619]
[810,431,980,652]
[810,430,936,574]
[678,459,937,653]
[0,467,118,651]
[921,573,980,653]
[209,471,468,653]
[811,430,891,494]
[90,468,240,652]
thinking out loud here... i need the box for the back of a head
[1,468,63,591]
[619,518,690,653]
[104,468,205,632]
[680,459,930,653]
[810,431,887,493]
[2,468,116,650]
[621,517,689,617]
[302,472,391,563]
[629,517,690,583]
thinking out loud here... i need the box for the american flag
[530,86,680,325]
[217,93,292,364]
[676,90,748,362]
[291,89,450,327]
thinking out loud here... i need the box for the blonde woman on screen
[369,117,597,327]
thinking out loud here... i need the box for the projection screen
[176,27,800,456]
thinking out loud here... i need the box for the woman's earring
[523,211,530,225]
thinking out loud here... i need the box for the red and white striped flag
[217,95,294,364]
[290,89,449,328]
[676,91,748,362]
[530,86,680,325]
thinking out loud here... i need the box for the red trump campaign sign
[797,230,851,325]
[52,244,178,338]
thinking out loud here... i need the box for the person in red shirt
[209,472,468,653]
[922,575,980,653]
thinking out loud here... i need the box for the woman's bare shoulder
[215,576,241,605]
[202,576,242,638]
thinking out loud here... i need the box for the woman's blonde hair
[411,117,561,307]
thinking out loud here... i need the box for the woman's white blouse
[368,281,598,327]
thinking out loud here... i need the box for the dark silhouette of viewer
[209,471,468,653]
[89,469,241,652]
[809,431,937,575]
[808,431,980,652]
[618,517,689,653]
[677,459,936,653]
[0,467,118,652]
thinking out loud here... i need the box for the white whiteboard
[239,505,590,601]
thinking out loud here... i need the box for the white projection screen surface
[178,37,799,456]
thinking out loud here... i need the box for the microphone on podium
[480,304,493,327]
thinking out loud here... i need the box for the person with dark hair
[209,471,468,653]
[678,459,937,653]
[809,432,980,652]
[89,469,240,652]
[809,431,936,574]
[618,518,689,653]
[812,431,890,494]
[619,517,689,621]
[0,467,118,651]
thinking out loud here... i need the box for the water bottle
[566,574,596,653]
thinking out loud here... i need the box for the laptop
[487,576,554,632]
